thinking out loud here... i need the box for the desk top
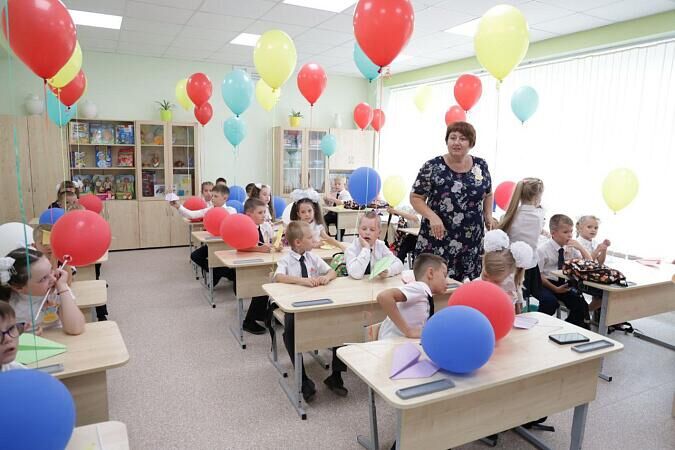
[183,217,203,224]
[214,246,338,268]
[554,259,675,292]
[67,421,129,450]
[72,280,107,308]
[323,206,373,214]
[338,312,622,409]
[191,230,223,243]
[27,321,129,379]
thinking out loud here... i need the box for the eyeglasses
[0,322,26,345]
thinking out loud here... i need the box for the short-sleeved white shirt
[9,291,62,331]
[507,205,545,268]
[274,249,331,278]
[537,239,582,281]
[378,281,432,340]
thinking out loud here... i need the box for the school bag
[562,259,628,287]
[329,252,348,277]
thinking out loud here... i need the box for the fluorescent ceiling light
[69,9,122,30]
[444,18,481,37]
[230,33,261,46]
[283,0,357,13]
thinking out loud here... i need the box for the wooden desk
[72,280,107,322]
[67,421,129,450]
[77,252,109,281]
[338,312,623,450]
[191,230,231,308]
[184,217,204,255]
[28,321,129,426]
[324,206,373,241]
[262,275,459,419]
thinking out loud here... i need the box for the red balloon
[495,181,516,210]
[50,210,111,267]
[183,196,207,211]
[1,0,76,79]
[454,74,482,112]
[50,70,86,107]
[203,207,229,236]
[444,105,467,126]
[449,281,514,341]
[78,194,103,214]
[353,102,373,130]
[220,213,258,250]
[194,102,213,126]
[297,63,327,106]
[354,0,414,68]
[371,109,385,132]
[186,73,212,107]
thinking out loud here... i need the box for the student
[289,190,345,250]
[215,177,227,186]
[537,214,592,327]
[0,301,26,372]
[377,253,447,339]
[323,176,352,236]
[498,177,546,299]
[576,215,611,314]
[345,211,403,280]
[481,230,533,314]
[249,184,274,222]
[386,206,420,263]
[50,181,80,210]
[245,183,256,198]
[33,225,74,286]
[274,221,344,401]
[200,181,214,207]
[170,184,236,220]
[0,248,85,336]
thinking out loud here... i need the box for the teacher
[410,121,495,280]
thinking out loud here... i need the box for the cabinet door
[169,124,197,199]
[306,129,328,193]
[279,128,303,195]
[351,129,374,168]
[137,122,168,200]
[169,208,189,246]
[26,115,66,214]
[139,201,172,248]
[0,116,33,223]
[104,200,140,250]
[327,128,352,171]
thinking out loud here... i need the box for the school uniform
[507,205,546,298]
[178,204,236,220]
[1,361,26,372]
[536,239,589,327]
[324,190,353,234]
[378,281,435,340]
[344,239,403,280]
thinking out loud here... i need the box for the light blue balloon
[353,43,380,82]
[221,69,254,116]
[223,116,247,147]
[511,86,539,124]
[320,134,337,157]
[47,90,77,127]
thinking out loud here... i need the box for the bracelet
[57,288,70,295]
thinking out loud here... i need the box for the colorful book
[173,174,192,197]
[154,184,166,196]
[90,123,115,145]
[142,172,155,197]
[93,174,115,196]
[115,124,134,144]
[95,146,112,168]
[69,122,89,144]
[114,174,135,200]
[117,147,134,167]
[70,150,86,168]
[72,174,93,194]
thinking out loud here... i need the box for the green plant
[156,100,175,111]
[290,110,303,118]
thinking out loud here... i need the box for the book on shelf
[95,146,112,168]
[117,147,134,167]
[72,175,93,194]
[69,122,89,144]
[142,172,155,197]
[114,174,135,200]
[90,123,115,145]
[174,174,192,197]
[93,174,114,200]
[70,150,86,168]
[115,124,134,144]
[154,184,166,197]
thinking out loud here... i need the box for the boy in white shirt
[274,221,343,402]
[0,302,26,372]
[200,181,214,207]
[170,184,236,219]
[345,211,403,279]
[377,253,448,339]
[323,176,353,236]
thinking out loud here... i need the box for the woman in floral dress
[410,122,496,280]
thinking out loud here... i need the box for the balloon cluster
[184,73,213,126]
[222,69,254,148]
[353,102,385,133]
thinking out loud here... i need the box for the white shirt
[494,274,522,305]
[345,239,403,280]
[1,361,26,372]
[378,281,432,340]
[507,205,545,268]
[274,249,332,278]
[537,239,582,281]
[264,206,273,223]
[9,291,62,331]
[257,222,274,244]
[337,189,352,202]
[578,236,596,254]
[309,222,324,245]
[177,204,236,220]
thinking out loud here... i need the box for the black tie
[299,255,308,278]
[364,249,371,275]
[258,226,264,245]
[557,247,565,269]
[427,294,435,318]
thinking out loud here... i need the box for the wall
[0,51,369,185]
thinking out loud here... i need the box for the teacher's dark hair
[445,121,476,148]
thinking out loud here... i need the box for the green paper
[17,334,67,365]
[369,256,395,280]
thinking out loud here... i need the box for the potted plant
[156,100,174,122]
[289,110,303,127]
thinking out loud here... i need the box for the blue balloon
[39,208,65,225]
[228,185,247,203]
[0,370,75,450]
[349,166,381,205]
[320,134,337,157]
[511,85,539,124]
[421,306,495,374]
[354,43,380,82]
[224,116,247,147]
[227,199,244,213]
[272,196,286,219]
[46,90,77,127]
[221,69,254,116]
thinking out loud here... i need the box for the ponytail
[0,248,43,301]
[498,181,524,234]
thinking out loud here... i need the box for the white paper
[514,316,538,329]
[165,193,179,202]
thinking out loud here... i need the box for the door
[26,115,67,214]
[0,116,33,223]
[306,129,328,193]
[104,200,140,250]
[139,201,172,248]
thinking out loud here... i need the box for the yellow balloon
[383,176,407,207]
[255,79,281,112]
[414,85,432,112]
[254,30,297,90]
[175,78,192,111]
[48,42,82,88]
[602,168,639,213]
[474,5,529,82]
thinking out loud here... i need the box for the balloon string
[493,80,502,179]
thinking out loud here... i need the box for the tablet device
[549,333,589,345]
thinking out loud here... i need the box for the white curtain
[379,39,675,260]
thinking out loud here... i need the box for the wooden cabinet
[273,127,329,196]
[139,201,173,248]
[327,128,374,171]
[104,200,139,250]
[0,116,33,223]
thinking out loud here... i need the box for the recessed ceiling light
[283,0,357,13]
[230,33,261,46]
[69,9,122,30]
[444,18,481,37]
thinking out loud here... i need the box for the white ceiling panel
[121,17,179,36]
[435,0,530,16]
[538,0,620,12]
[186,12,254,31]
[302,53,350,68]
[125,1,195,24]
[316,12,354,33]
[211,44,256,59]
[585,0,675,22]
[118,29,177,45]
[529,28,559,42]
[207,53,253,66]
[297,41,333,55]
[261,4,335,27]
[535,13,612,35]
[76,25,121,41]
[136,0,203,10]
[201,0,277,19]
[245,21,308,37]
[518,1,576,25]
[295,28,353,46]
[117,41,168,56]
[178,26,238,43]
[78,37,119,51]
[163,46,214,60]
[324,45,357,60]
[413,7,475,36]
[63,0,127,16]
[170,36,225,52]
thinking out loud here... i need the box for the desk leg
[357,387,379,450]
[279,352,307,420]
[597,291,612,382]
[267,323,287,377]
[204,267,216,308]
[513,427,553,450]
[309,350,330,370]
[632,331,675,351]
[570,403,589,450]
[229,297,246,349]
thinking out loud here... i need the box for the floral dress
[412,155,492,280]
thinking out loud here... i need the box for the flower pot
[289,116,301,127]
[160,110,173,122]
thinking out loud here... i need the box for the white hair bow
[290,188,320,203]
[0,257,16,285]
[484,230,533,268]
[509,241,534,269]
[484,230,510,253]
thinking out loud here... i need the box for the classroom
[0,1,674,449]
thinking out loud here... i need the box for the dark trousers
[538,279,589,328]
[395,234,418,263]
[324,212,338,236]
[191,245,230,286]
[283,312,346,381]
[94,263,108,320]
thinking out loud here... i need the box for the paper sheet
[514,316,539,329]
[17,334,66,364]
[273,227,283,248]
[390,342,439,380]
[165,193,179,202]
[391,359,439,380]
[369,255,395,280]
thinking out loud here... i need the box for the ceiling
[59,0,675,76]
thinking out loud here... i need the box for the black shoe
[302,378,316,403]
[323,373,348,397]
[243,321,266,335]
